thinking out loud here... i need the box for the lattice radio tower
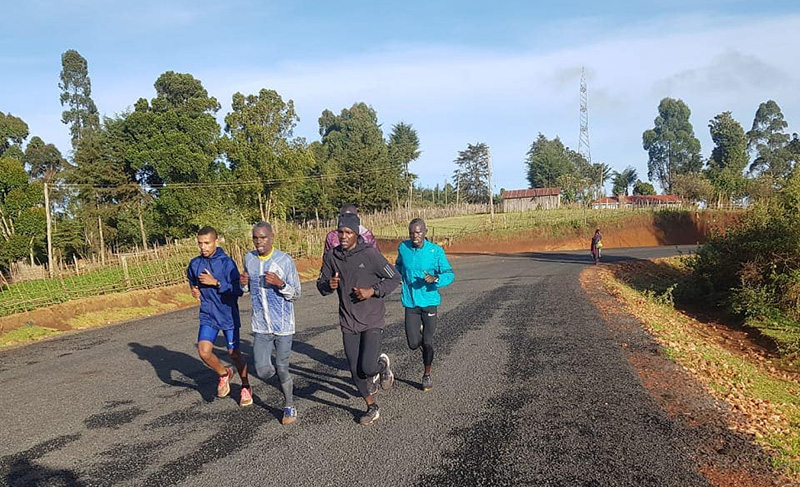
[578,67,591,164]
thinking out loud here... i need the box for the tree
[747,100,792,182]
[672,172,714,204]
[587,162,612,198]
[707,112,748,206]
[453,143,490,204]
[642,98,703,193]
[223,88,314,220]
[59,50,100,147]
[125,71,227,237]
[633,180,656,195]
[611,166,638,196]
[525,134,575,188]
[388,122,421,207]
[0,122,46,271]
[316,103,400,212]
[24,137,68,184]
[0,112,29,158]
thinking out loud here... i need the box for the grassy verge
[0,323,61,348]
[601,258,800,477]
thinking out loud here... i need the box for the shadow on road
[3,458,85,487]
[128,343,217,403]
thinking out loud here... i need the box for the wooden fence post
[121,256,131,290]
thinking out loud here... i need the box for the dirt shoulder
[582,264,799,487]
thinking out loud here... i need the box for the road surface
[0,246,712,487]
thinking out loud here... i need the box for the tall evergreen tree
[707,112,748,205]
[452,143,490,204]
[642,98,703,193]
[747,100,792,182]
[317,103,400,211]
[388,122,421,206]
[59,50,100,147]
[223,88,314,220]
[125,71,226,237]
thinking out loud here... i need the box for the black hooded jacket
[317,240,400,333]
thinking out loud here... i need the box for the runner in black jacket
[317,213,401,425]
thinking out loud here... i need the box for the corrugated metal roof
[501,188,561,199]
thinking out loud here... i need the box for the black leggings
[342,329,385,398]
[404,306,438,366]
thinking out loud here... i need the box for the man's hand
[191,286,201,299]
[352,287,375,301]
[329,271,340,290]
[240,271,249,287]
[424,271,438,284]
[198,269,218,287]
[265,271,284,288]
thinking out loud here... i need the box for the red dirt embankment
[443,211,736,254]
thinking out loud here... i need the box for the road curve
[0,246,711,487]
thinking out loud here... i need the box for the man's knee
[255,363,276,380]
[276,364,291,382]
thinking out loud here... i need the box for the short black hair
[198,226,217,239]
[253,221,273,234]
[409,218,426,229]
[339,204,358,215]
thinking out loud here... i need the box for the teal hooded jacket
[395,239,455,308]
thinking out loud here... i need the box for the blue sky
[2,1,800,193]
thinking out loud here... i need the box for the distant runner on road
[240,221,301,424]
[317,213,401,425]
[591,228,603,264]
[396,218,455,392]
[323,204,378,254]
[186,226,249,405]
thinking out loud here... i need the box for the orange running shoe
[217,368,233,398]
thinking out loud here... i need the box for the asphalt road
[0,246,712,487]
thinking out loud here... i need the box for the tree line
[1,50,437,273]
[525,97,799,205]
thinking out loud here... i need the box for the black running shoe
[378,353,394,390]
[422,374,433,392]
[359,403,380,425]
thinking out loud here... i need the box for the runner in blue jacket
[395,218,455,392]
[186,226,249,405]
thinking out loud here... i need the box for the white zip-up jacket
[243,248,300,335]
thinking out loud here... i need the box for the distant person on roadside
[317,212,401,425]
[396,218,455,392]
[186,226,249,405]
[323,204,379,254]
[591,228,603,264]
[240,221,301,425]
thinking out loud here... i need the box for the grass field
[370,207,661,241]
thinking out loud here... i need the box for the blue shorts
[197,325,240,350]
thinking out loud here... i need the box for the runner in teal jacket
[395,218,455,391]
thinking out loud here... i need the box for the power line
[56,165,395,190]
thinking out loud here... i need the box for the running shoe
[217,368,233,398]
[367,375,380,396]
[378,353,394,390]
[359,403,380,425]
[282,407,298,425]
[422,374,433,392]
[240,386,253,407]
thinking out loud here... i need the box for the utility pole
[487,146,494,222]
[44,182,54,278]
